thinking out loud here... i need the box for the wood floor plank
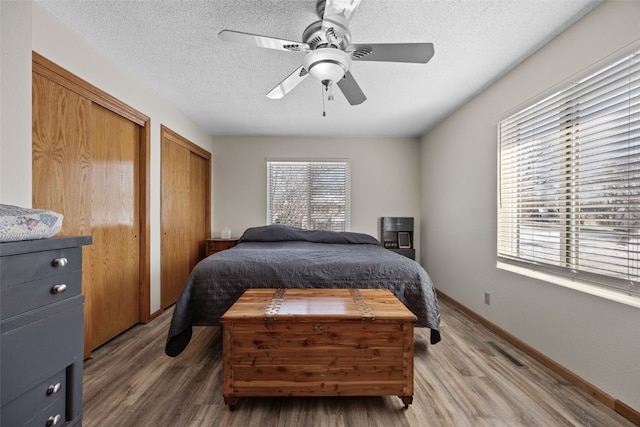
[82,299,634,426]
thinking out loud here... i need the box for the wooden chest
[221,288,417,409]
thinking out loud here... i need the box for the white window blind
[267,160,350,232]
[498,50,640,297]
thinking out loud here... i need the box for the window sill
[496,261,640,309]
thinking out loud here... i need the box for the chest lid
[221,288,417,323]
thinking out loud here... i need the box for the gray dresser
[1,236,91,427]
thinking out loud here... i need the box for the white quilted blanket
[0,204,63,242]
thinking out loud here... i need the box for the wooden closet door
[32,74,141,355]
[161,127,210,308]
[32,74,92,235]
[189,152,208,267]
[161,139,191,308]
[89,103,140,347]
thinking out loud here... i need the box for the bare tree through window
[267,161,350,232]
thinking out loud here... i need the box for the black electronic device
[380,217,415,260]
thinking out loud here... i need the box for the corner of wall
[0,0,32,207]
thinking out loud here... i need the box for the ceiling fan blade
[321,0,362,25]
[266,66,309,99]
[349,43,435,63]
[336,71,366,105]
[219,29,310,52]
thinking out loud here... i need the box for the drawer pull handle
[52,257,68,267]
[51,284,67,294]
[46,414,61,426]
[47,382,61,395]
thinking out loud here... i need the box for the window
[267,160,350,232]
[498,50,640,299]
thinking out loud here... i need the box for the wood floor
[83,298,634,426]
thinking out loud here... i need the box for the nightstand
[206,238,239,256]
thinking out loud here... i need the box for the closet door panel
[161,139,191,308]
[189,152,208,270]
[89,103,140,347]
[160,127,210,309]
[32,74,92,235]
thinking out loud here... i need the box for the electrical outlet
[484,292,491,305]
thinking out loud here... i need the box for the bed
[165,224,441,357]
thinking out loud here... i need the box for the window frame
[266,159,351,232]
[497,49,640,308]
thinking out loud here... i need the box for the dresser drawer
[2,369,66,427]
[24,393,67,427]
[1,297,83,404]
[0,247,82,287]
[1,270,82,320]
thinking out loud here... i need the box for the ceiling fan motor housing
[302,17,351,50]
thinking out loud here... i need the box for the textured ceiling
[35,0,602,138]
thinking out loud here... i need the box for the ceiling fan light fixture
[303,48,352,84]
[309,61,345,83]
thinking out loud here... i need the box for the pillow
[238,224,380,245]
[0,204,64,242]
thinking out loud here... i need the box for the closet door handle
[51,284,67,294]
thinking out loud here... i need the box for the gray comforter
[165,225,441,357]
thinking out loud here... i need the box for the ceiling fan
[218,0,434,108]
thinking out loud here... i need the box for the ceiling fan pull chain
[322,84,327,117]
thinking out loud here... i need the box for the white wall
[0,2,215,314]
[420,0,640,411]
[1,0,32,207]
[211,135,421,253]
